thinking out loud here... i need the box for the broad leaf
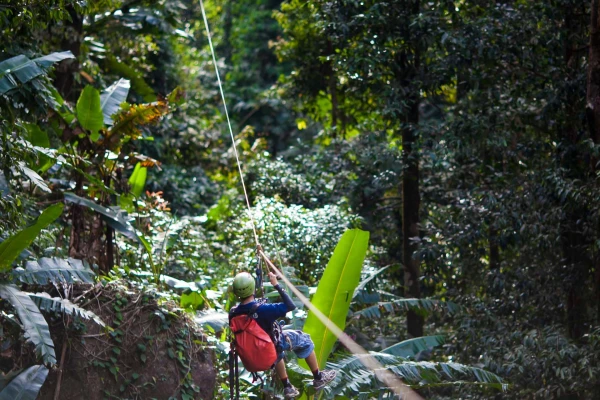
[100,78,130,125]
[382,335,446,358]
[15,257,95,285]
[128,162,147,197]
[354,298,460,319]
[302,228,370,369]
[16,162,50,193]
[324,353,506,398]
[64,192,138,241]
[194,310,229,331]
[33,51,75,70]
[0,203,64,272]
[0,285,56,365]
[105,55,156,102]
[0,365,48,400]
[0,51,74,94]
[76,85,104,139]
[29,293,104,326]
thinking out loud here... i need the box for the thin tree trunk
[489,225,499,270]
[327,41,338,137]
[402,98,423,338]
[587,0,600,325]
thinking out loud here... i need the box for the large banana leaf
[0,285,55,365]
[29,293,104,326]
[15,257,95,285]
[354,298,460,319]
[100,78,130,125]
[0,203,64,272]
[382,335,445,358]
[0,51,74,94]
[64,192,139,241]
[128,162,147,197]
[302,228,370,369]
[76,85,104,140]
[323,352,506,398]
[0,364,48,400]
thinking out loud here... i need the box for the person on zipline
[230,271,337,398]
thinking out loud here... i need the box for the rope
[199,0,259,247]
[258,250,424,400]
[198,2,422,398]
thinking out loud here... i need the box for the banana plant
[302,228,370,369]
[0,204,104,398]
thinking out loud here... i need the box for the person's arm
[269,272,296,312]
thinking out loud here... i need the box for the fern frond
[0,284,56,365]
[15,257,95,285]
[29,293,104,326]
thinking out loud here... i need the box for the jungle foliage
[1,0,600,399]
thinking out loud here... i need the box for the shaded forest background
[2,0,600,399]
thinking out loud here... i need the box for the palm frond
[15,257,95,285]
[0,284,56,365]
[382,336,446,359]
[0,365,48,400]
[29,293,104,326]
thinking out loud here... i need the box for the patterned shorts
[276,329,315,363]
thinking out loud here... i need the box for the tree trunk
[402,98,423,338]
[489,225,499,270]
[588,0,600,325]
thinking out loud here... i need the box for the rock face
[1,283,217,400]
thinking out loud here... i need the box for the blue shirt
[231,284,296,335]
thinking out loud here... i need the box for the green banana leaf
[0,285,56,365]
[0,203,64,272]
[29,293,105,326]
[128,162,147,197]
[76,85,104,140]
[0,364,48,400]
[15,257,95,285]
[0,51,73,94]
[100,78,130,125]
[63,192,139,241]
[302,228,370,369]
[382,335,445,358]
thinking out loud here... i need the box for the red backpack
[229,304,277,372]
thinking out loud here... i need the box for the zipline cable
[257,249,424,400]
[199,0,259,247]
[198,2,423,398]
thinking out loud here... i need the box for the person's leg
[275,352,299,398]
[284,330,337,389]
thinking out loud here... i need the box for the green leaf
[29,293,105,326]
[16,162,50,193]
[180,291,204,310]
[33,51,75,70]
[15,257,95,285]
[0,365,48,400]
[76,85,104,138]
[100,79,130,126]
[0,51,74,94]
[302,228,370,369]
[128,162,147,197]
[382,336,446,358]
[105,55,156,102]
[0,203,64,272]
[64,193,138,241]
[0,285,56,365]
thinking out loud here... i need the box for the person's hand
[268,271,278,286]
